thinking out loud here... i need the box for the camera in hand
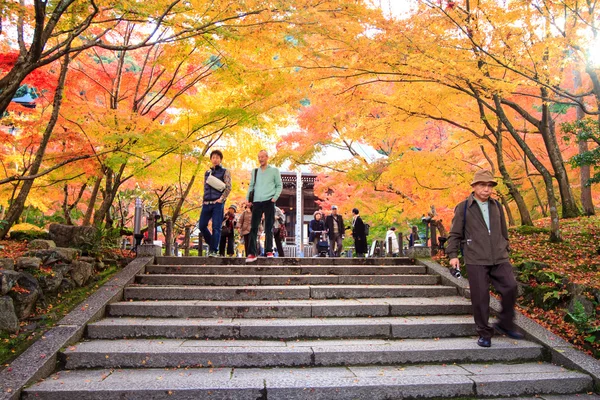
[450,268,462,278]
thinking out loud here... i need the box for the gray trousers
[466,262,518,339]
[329,233,343,257]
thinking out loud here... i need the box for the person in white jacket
[385,227,400,256]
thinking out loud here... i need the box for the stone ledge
[135,244,161,258]
[0,256,153,400]
[419,258,600,393]
[0,325,84,400]
[418,259,470,298]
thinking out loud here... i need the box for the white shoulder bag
[206,170,226,192]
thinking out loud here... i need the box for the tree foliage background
[0,0,598,242]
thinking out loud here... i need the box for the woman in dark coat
[351,208,368,257]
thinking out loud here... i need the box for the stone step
[24,362,593,400]
[87,315,477,340]
[146,264,428,275]
[62,337,544,369]
[107,296,472,318]
[135,274,442,287]
[125,284,455,300]
[155,256,415,266]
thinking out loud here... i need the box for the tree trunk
[83,176,102,226]
[495,134,533,226]
[63,185,73,225]
[62,183,87,225]
[539,87,580,218]
[494,96,561,241]
[93,163,126,227]
[171,174,197,227]
[573,69,595,216]
[0,54,70,239]
[497,193,516,227]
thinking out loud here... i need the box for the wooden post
[184,226,191,256]
[165,219,172,256]
[431,223,438,255]
[387,236,393,257]
[174,241,179,257]
[147,217,155,242]
[198,231,204,257]
[398,233,403,255]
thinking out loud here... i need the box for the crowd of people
[196,156,523,347]
[197,149,436,261]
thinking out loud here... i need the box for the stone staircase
[23,256,594,399]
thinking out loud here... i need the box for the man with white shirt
[446,169,523,348]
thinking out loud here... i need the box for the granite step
[107,296,473,318]
[155,256,415,266]
[23,362,594,400]
[125,283,454,300]
[146,264,428,275]
[87,315,477,340]
[135,274,442,286]
[24,362,593,400]
[62,337,545,369]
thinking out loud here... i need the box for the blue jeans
[199,202,224,253]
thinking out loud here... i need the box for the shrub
[513,225,551,235]
[9,223,49,241]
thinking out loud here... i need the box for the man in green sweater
[245,150,283,262]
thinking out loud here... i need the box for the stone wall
[0,239,101,333]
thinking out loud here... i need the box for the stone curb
[418,258,600,392]
[0,256,154,400]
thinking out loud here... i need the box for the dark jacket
[446,193,510,265]
[325,214,344,240]
[309,219,326,242]
[351,215,368,254]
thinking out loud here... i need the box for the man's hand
[271,198,276,202]
[449,258,460,269]
[216,198,223,203]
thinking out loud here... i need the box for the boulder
[8,272,42,319]
[70,260,93,287]
[37,269,64,293]
[25,247,80,265]
[16,256,42,270]
[0,258,15,271]
[48,223,96,248]
[0,296,19,333]
[0,270,21,295]
[28,239,56,250]
[568,295,595,317]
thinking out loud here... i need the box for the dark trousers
[242,234,250,256]
[219,232,235,256]
[274,229,285,257]
[466,262,518,339]
[248,201,274,256]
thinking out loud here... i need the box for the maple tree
[1,0,376,237]
[274,0,599,242]
[0,0,598,243]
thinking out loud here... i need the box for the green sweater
[246,165,283,202]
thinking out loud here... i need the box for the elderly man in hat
[325,205,345,257]
[446,169,523,348]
